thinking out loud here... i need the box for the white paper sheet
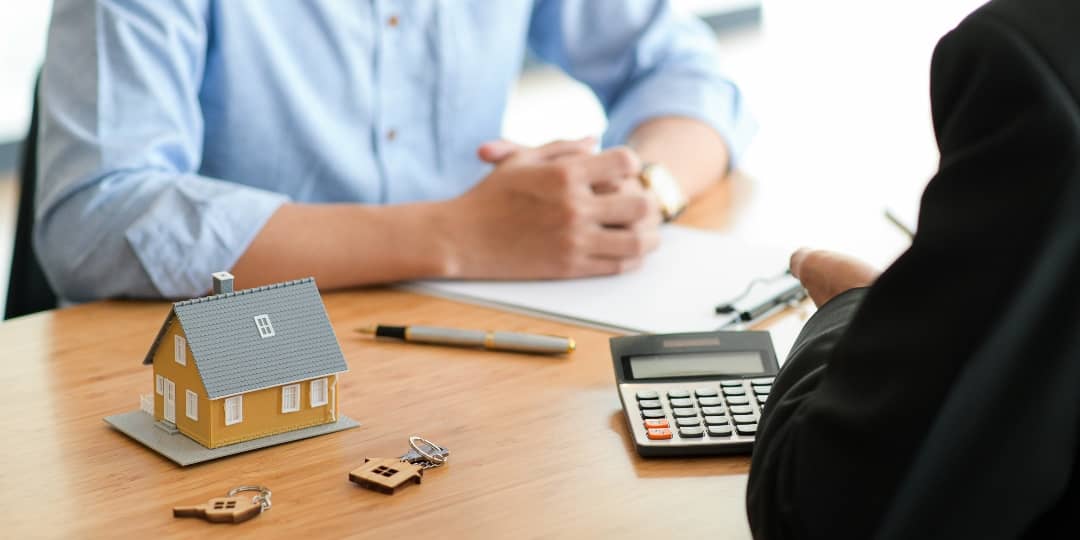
[406,225,793,335]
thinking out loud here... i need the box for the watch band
[639,163,687,222]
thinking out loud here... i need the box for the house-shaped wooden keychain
[104,272,359,465]
[349,458,424,494]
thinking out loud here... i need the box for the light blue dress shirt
[37,0,754,302]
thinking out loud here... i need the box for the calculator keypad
[624,376,774,451]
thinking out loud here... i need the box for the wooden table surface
[0,177,825,539]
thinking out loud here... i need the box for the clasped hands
[438,137,661,279]
[442,136,883,304]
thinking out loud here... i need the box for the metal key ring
[228,485,272,512]
[408,436,449,465]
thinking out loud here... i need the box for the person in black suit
[746,0,1080,537]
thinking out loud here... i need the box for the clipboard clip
[716,271,807,328]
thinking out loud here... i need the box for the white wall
[0,1,52,142]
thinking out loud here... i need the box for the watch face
[643,165,687,221]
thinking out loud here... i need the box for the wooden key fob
[173,496,262,523]
[349,457,424,494]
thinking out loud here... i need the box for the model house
[142,272,348,449]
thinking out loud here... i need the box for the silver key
[399,435,450,470]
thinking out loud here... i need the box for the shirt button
[386,129,397,141]
[387,15,399,27]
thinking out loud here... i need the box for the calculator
[610,331,779,457]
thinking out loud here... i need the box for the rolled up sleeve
[528,0,756,165]
[36,0,287,301]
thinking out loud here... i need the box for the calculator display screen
[629,351,765,379]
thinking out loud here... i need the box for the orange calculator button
[643,419,669,429]
[646,428,673,440]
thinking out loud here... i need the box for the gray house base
[105,410,360,466]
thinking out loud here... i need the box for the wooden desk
[0,176,820,538]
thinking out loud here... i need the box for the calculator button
[667,389,691,399]
[724,395,750,406]
[676,417,701,428]
[708,425,733,437]
[750,377,775,385]
[697,397,723,407]
[722,386,746,396]
[732,413,757,424]
[736,423,758,435]
[643,419,669,429]
[642,409,667,420]
[669,397,694,408]
[695,387,718,397]
[638,399,662,410]
[729,405,754,415]
[636,390,659,400]
[646,428,673,440]
[700,406,725,416]
[753,385,771,395]
[672,408,698,418]
[720,380,743,388]
[678,426,705,438]
[703,415,729,426]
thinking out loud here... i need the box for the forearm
[34,169,289,301]
[747,288,869,539]
[627,116,731,199]
[230,202,453,291]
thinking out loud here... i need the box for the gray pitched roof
[142,278,348,399]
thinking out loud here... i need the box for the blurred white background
[0,1,51,142]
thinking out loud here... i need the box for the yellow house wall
[151,318,212,447]
[209,374,339,448]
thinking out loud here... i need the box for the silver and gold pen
[357,324,575,355]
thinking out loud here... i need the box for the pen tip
[356,325,376,335]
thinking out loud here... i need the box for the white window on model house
[225,396,243,425]
[281,384,300,413]
[310,378,328,407]
[254,314,275,338]
[174,335,186,365]
[185,390,198,421]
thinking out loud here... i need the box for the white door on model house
[163,378,176,423]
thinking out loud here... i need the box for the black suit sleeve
[746,7,1079,539]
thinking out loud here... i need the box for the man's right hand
[435,138,662,279]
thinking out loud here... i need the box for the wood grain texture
[0,288,767,538]
[0,179,802,538]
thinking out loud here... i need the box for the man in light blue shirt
[37,0,753,301]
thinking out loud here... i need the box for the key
[400,442,451,465]
[173,496,262,524]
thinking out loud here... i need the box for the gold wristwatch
[638,163,687,222]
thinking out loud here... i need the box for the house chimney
[212,272,234,295]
